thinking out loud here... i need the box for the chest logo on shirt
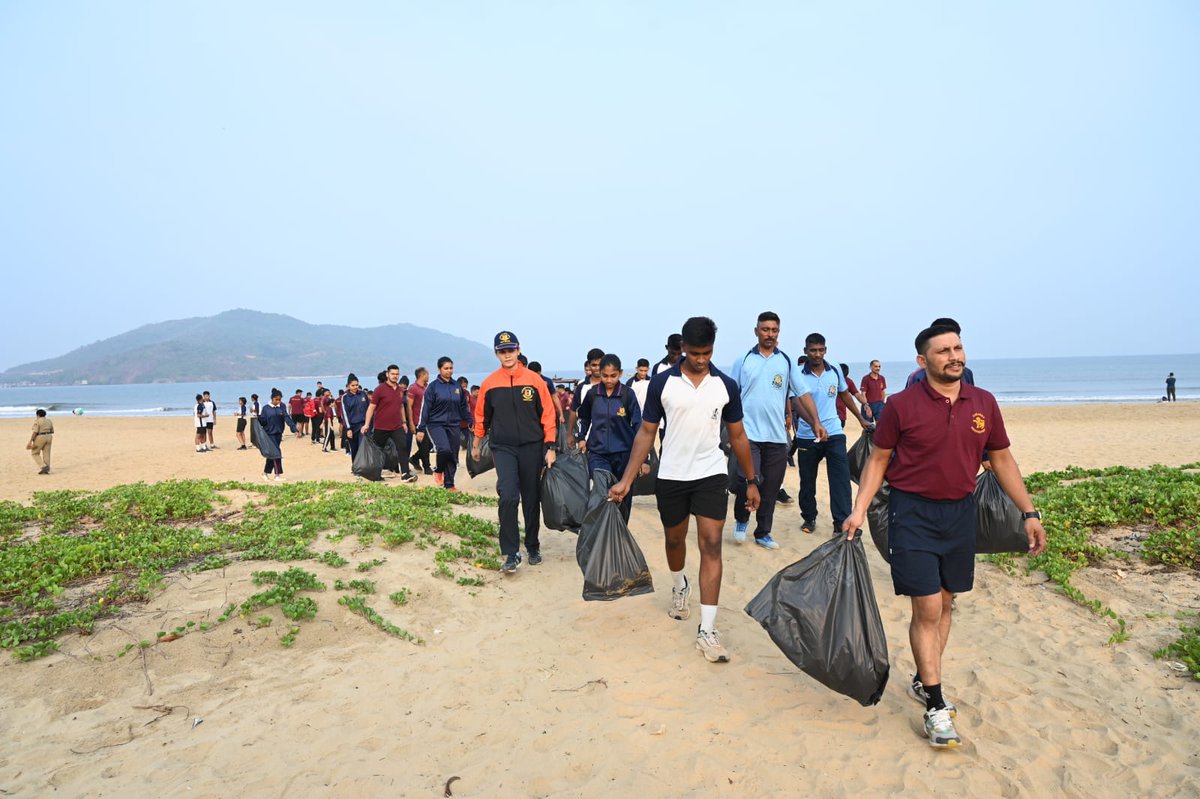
[521,387,535,402]
[772,374,784,388]
[971,413,987,434]
[827,385,837,398]
[617,407,627,417]
[711,408,720,420]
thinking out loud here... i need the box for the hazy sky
[2,2,1197,374]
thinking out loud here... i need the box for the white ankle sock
[672,570,687,592]
[699,604,718,633]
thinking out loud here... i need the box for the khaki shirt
[33,418,54,436]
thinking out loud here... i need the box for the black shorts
[205,422,214,430]
[655,474,729,527]
[887,488,976,597]
[292,413,306,425]
[236,418,247,433]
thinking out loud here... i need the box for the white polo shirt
[641,363,743,481]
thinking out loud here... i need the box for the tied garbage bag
[382,438,401,474]
[577,471,654,601]
[352,434,386,482]
[631,448,659,497]
[974,471,1029,554]
[848,429,873,484]
[866,482,892,563]
[541,446,590,532]
[744,535,890,707]
[466,432,494,478]
[251,419,281,460]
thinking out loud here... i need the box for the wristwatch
[1021,510,1042,521]
[747,475,761,486]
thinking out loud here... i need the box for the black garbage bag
[578,471,654,601]
[465,431,494,478]
[745,535,890,707]
[556,421,570,452]
[974,471,1029,554]
[251,419,281,460]
[382,438,401,473]
[352,434,386,482]
[541,446,590,532]
[631,448,659,497]
[848,429,873,484]
[865,482,891,563]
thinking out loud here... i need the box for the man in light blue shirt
[730,312,825,549]
[794,332,873,535]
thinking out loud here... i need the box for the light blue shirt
[730,347,804,444]
[795,361,848,438]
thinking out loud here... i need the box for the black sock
[924,683,945,712]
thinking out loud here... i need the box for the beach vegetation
[0,480,498,660]
[1155,624,1200,682]
[338,594,422,644]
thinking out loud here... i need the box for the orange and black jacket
[474,363,557,448]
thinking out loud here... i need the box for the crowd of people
[160,313,1053,750]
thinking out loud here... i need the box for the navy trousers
[795,434,852,533]
[493,442,544,556]
[428,424,462,488]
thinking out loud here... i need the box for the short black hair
[471,385,480,392]
[915,324,960,355]
[239,396,247,403]
[599,353,622,371]
[839,363,850,377]
[458,376,468,385]
[528,361,542,373]
[805,332,826,347]
[36,408,47,417]
[415,367,428,379]
[195,393,203,402]
[930,317,962,334]
[797,354,808,366]
[757,311,780,325]
[399,376,410,386]
[681,317,717,348]
[437,356,453,369]
[637,358,650,368]
[387,364,399,372]
[377,371,387,384]
[586,348,604,362]
[666,333,683,349]
[517,354,529,365]
[251,393,258,400]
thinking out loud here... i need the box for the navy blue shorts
[887,488,976,597]
[656,474,729,527]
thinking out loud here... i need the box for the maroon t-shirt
[370,382,408,431]
[288,395,305,415]
[408,383,427,427]
[861,373,887,403]
[872,380,1010,501]
[836,376,859,423]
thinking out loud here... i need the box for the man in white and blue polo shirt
[610,316,760,665]
[794,332,874,535]
[729,311,826,549]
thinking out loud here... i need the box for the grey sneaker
[908,675,957,717]
[696,627,730,663]
[501,553,521,573]
[669,579,691,620]
[923,707,961,748]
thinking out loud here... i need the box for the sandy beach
[1,403,1198,797]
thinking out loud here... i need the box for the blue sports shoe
[755,534,780,550]
[733,521,748,543]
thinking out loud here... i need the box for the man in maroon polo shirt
[362,364,417,482]
[860,360,887,422]
[407,367,434,475]
[843,324,1046,750]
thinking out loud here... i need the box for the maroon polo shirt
[836,376,860,423]
[369,382,408,431]
[872,379,1010,501]
[408,382,427,427]
[861,373,887,403]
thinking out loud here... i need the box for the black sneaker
[777,489,793,505]
[527,550,543,566]
[501,553,521,573]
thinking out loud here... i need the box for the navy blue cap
[493,331,520,350]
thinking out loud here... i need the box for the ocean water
[0,354,1196,418]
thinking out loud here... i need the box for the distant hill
[0,309,497,386]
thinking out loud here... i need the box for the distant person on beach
[289,390,306,436]
[729,311,824,550]
[458,376,474,448]
[416,357,471,490]
[843,323,1046,749]
[837,363,871,427]
[569,348,605,442]
[652,333,683,376]
[793,333,873,536]
[609,317,760,664]
[202,391,217,449]
[193,394,209,453]
[1166,372,1177,402]
[27,408,54,475]
[305,392,323,444]
[408,368,433,475]
[340,374,369,461]
[627,358,652,415]
[259,388,299,481]
[250,394,260,417]
[861,360,888,422]
[473,331,558,574]
[528,361,565,426]
[321,389,338,451]
[235,397,249,449]
[363,365,417,482]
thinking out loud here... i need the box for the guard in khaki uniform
[27,409,54,474]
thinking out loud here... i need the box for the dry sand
[1,403,1199,797]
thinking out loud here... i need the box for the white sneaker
[696,627,730,663]
[669,579,691,620]
[923,707,962,748]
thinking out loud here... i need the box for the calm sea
[0,354,1196,418]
